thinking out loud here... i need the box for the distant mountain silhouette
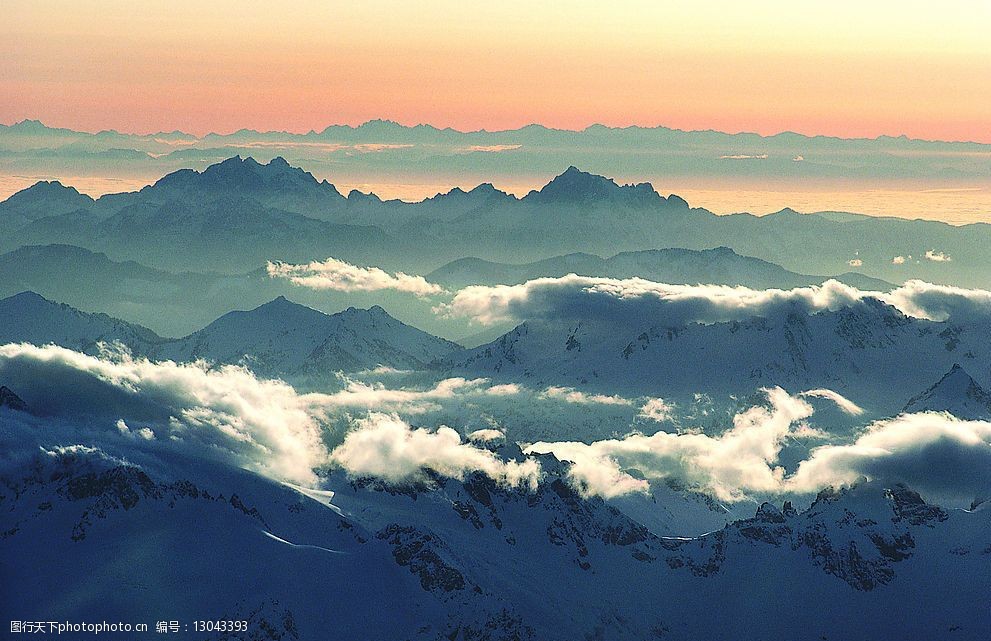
[0,291,164,353]
[523,166,662,207]
[0,180,93,231]
[2,157,991,286]
[428,247,893,290]
[0,291,460,383]
[145,155,346,218]
[154,296,461,380]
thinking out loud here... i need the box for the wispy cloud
[0,343,328,485]
[464,144,522,153]
[267,256,446,297]
[540,386,633,406]
[800,389,864,416]
[719,154,768,160]
[789,412,991,500]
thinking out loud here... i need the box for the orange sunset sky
[2,0,990,142]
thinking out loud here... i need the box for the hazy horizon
[2,117,990,222]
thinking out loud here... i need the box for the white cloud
[800,389,865,416]
[10,343,991,505]
[638,398,675,422]
[436,274,991,327]
[892,255,907,265]
[315,376,494,414]
[540,386,633,406]
[486,383,522,396]
[925,249,952,263]
[528,387,813,501]
[330,413,539,488]
[881,279,991,323]
[847,258,863,267]
[0,343,328,485]
[529,387,991,504]
[116,418,155,440]
[267,256,446,297]
[788,412,991,500]
[0,344,549,490]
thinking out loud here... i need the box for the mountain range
[2,432,988,641]
[448,297,991,418]
[0,292,457,385]
[3,118,990,189]
[427,246,892,291]
[1,290,983,423]
[3,132,991,640]
[0,242,891,341]
[1,157,988,287]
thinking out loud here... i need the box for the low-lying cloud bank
[0,342,327,485]
[0,343,542,490]
[790,412,991,500]
[4,343,991,505]
[266,257,991,330]
[267,256,446,297]
[528,387,815,501]
[530,389,991,503]
[436,276,991,326]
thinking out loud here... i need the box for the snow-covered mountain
[903,364,991,419]
[0,290,164,353]
[449,298,991,417]
[0,292,460,381]
[2,433,988,641]
[153,296,461,379]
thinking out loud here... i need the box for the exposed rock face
[0,385,27,411]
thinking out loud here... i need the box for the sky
[2,1,990,142]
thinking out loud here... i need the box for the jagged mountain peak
[427,182,512,204]
[1,179,94,211]
[903,363,991,419]
[150,155,343,199]
[153,298,460,378]
[524,166,659,206]
[1,290,56,308]
[346,189,382,203]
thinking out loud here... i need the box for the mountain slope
[153,296,462,378]
[428,246,893,290]
[0,292,462,380]
[4,159,991,285]
[0,291,163,353]
[903,364,991,419]
[3,433,988,641]
[449,298,991,416]
[142,155,348,219]
[0,180,94,232]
